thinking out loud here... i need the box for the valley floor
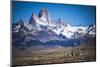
[12,44,96,66]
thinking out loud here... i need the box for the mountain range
[12,8,96,49]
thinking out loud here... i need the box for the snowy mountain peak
[87,24,96,35]
[38,8,48,18]
[38,8,51,25]
[29,13,38,25]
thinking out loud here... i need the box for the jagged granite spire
[38,8,51,24]
[29,13,37,25]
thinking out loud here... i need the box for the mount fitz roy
[12,8,96,49]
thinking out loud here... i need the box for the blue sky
[12,1,96,26]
